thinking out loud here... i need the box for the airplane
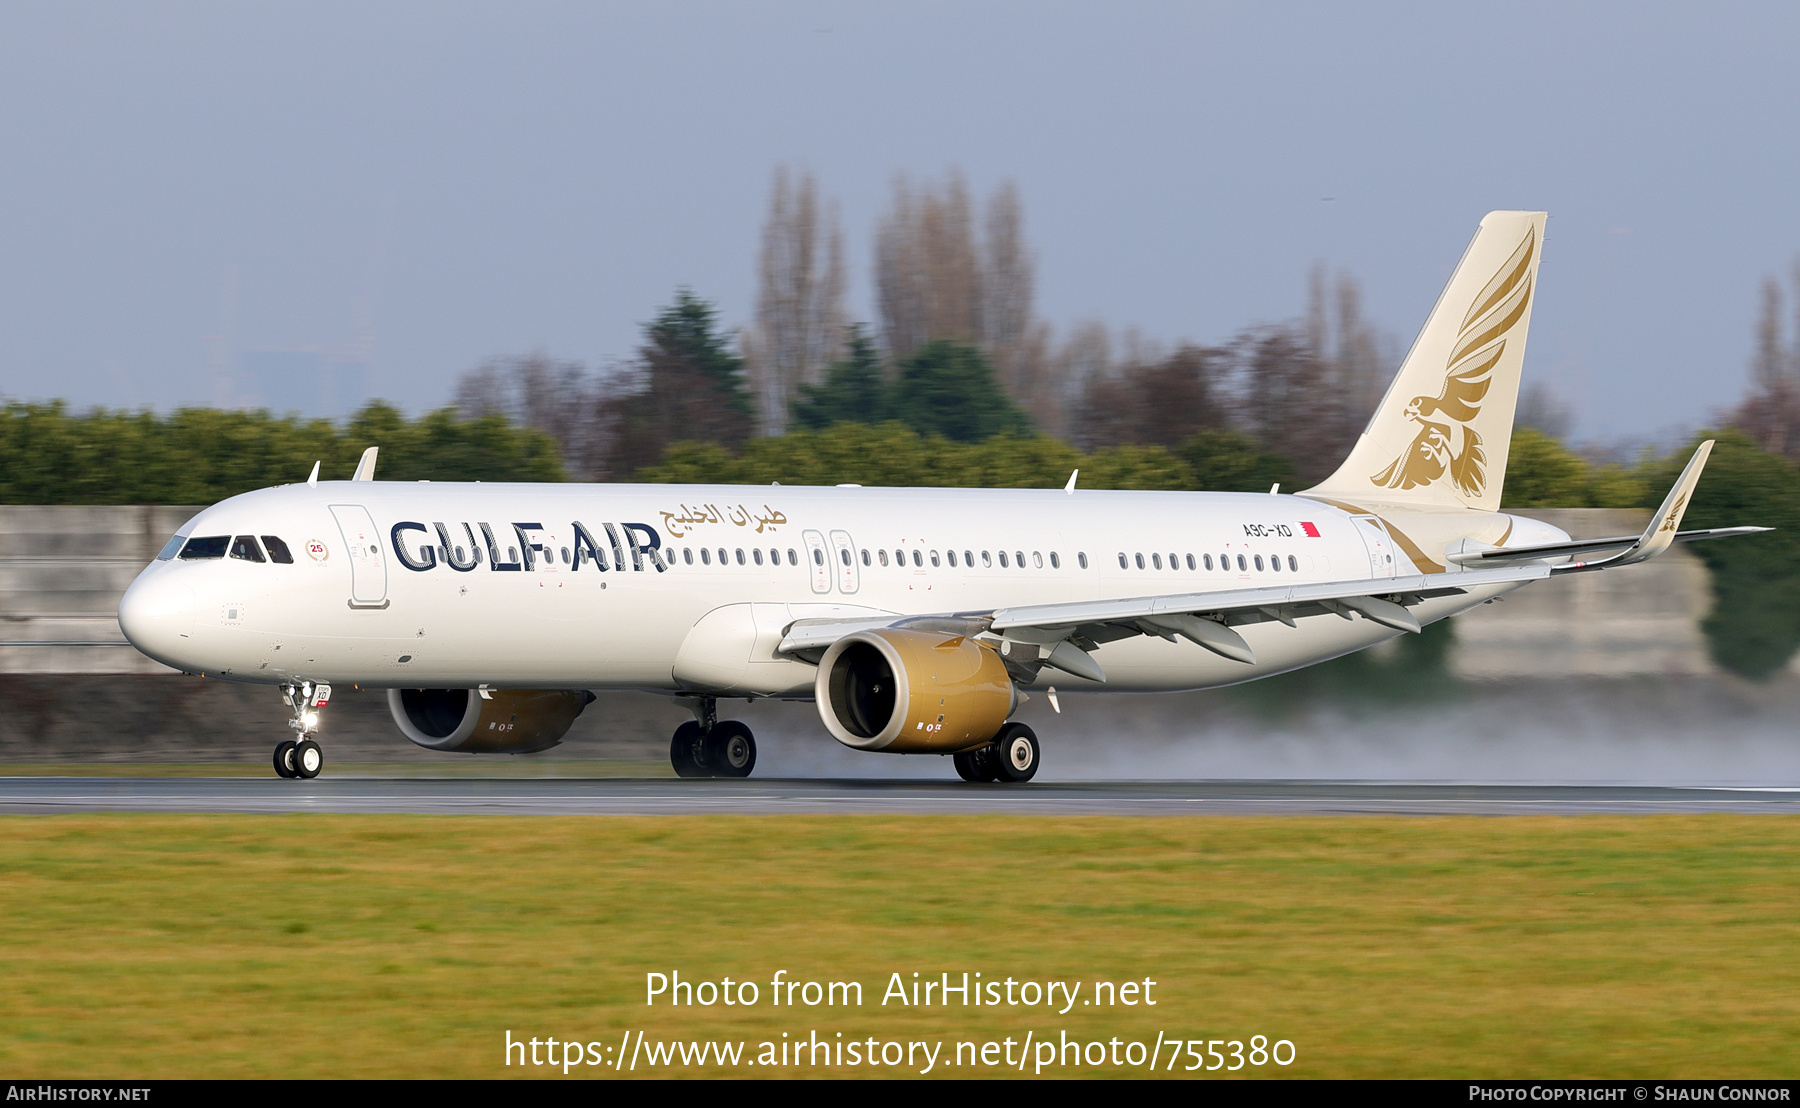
[116,211,1766,781]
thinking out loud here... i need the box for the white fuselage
[117,480,1567,695]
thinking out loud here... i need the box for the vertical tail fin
[1307,210,1547,512]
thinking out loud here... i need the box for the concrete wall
[0,504,1732,679]
[0,506,199,675]
[1448,509,1719,678]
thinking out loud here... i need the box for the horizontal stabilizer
[1448,525,1772,567]
[1544,441,1750,575]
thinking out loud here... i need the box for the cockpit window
[179,536,229,560]
[156,534,188,561]
[229,535,266,563]
[262,536,294,564]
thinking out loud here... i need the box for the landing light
[303,711,319,728]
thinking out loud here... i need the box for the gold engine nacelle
[386,688,594,754]
[815,629,1017,753]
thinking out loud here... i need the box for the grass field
[1,814,1796,1078]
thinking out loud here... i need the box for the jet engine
[815,629,1017,753]
[387,688,595,754]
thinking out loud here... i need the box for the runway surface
[2,777,1799,815]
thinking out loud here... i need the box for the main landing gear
[273,681,329,780]
[670,698,757,779]
[953,721,1040,784]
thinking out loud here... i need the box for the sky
[1,1,1797,442]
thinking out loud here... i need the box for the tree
[1734,262,1800,462]
[744,167,847,436]
[792,325,887,430]
[453,352,621,479]
[1637,430,1800,680]
[884,340,1032,443]
[1499,427,1594,507]
[1177,429,1296,493]
[873,173,1051,424]
[605,290,753,477]
[1074,344,1226,451]
[0,400,562,504]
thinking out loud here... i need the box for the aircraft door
[330,504,389,607]
[802,530,831,594]
[829,530,859,594]
[1353,516,1396,578]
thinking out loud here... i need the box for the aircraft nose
[118,570,197,669]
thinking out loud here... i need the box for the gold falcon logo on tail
[1372,228,1537,499]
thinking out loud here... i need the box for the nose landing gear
[670,698,757,779]
[274,682,329,779]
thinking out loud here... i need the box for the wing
[779,442,1766,686]
[778,562,1553,682]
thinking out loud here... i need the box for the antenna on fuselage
[306,461,320,488]
[352,446,378,482]
[1064,469,1079,494]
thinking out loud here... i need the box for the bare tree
[1754,275,1786,393]
[1516,380,1573,441]
[745,167,847,436]
[875,173,980,360]
[979,182,1037,397]
[1735,262,1800,461]
[454,353,628,480]
[1075,342,1226,451]
[873,173,1054,428]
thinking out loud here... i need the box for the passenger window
[560,547,571,564]
[753,549,764,565]
[1255,555,1265,571]
[1237,555,1247,571]
[999,551,1009,568]
[1204,554,1213,571]
[930,551,940,567]
[736,549,746,565]
[947,550,957,567]
[1169,553,1178,569]
[179,536,229,560]
[912,550,923,567]
[229,535,265,563]
[769,548,779,565]
[982,551,992,567]
[684,548,694,565]
[1289,555,1299,572]
[878,549,888,567]
[964,550,973,566]
[1050,552,1060,569]
[261,536,294,564]
[701,548,712,565]
[1015,551,1024,568]
[788,549,798,565]
[1185,553,1195,571]
[813,548,824,565]
[1117,552,1127,569]
[1077,552,1087,569]
[840,549,851,566]
[1033,552,1043,568]
[156,534,188,560]
[1134,553,1144,570]
[1152,553,1162,570]
[861,549,871,566]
